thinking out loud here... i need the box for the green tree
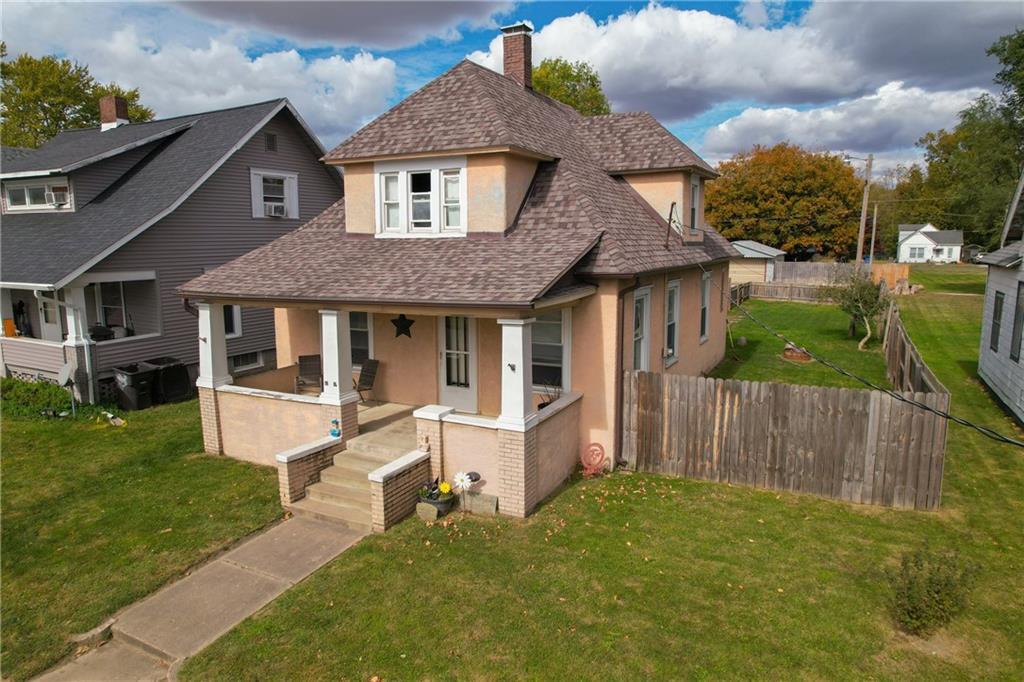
[705,142,862,257]
[1,45,154,148]
[822,273,890,350]
[532,58,611,116]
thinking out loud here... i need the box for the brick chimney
[501,22,532,89]
[99,95,129,131]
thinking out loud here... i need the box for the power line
[702,264,1024,448]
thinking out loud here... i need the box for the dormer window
[690,177,701,233]
[374,157,466,237]
[4,177,72,212]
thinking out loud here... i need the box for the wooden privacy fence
[883,304,949,394]
[748,282,825,302]
[622,372,949,510]
[729,282,751,306]
[771,262,910,289]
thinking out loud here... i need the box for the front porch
[194,299,587,528]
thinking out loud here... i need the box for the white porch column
[62,286,90,345]
[496,317,537,431]
[0,288,12,336]
[318,309,360,406]
[196,302,232,389]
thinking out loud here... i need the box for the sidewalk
[37,517,363,681]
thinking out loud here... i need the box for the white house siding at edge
[87,111,342,375]
[978,265,1024,423]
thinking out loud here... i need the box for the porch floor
[353,401,418,458]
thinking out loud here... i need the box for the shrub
[0,377,108,418]
[888,545,978,636]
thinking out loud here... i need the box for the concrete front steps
[290,433,409,533]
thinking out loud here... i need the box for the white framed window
[665,280,679,365]
[98,281,127,327]
[633,288,651,371]
[909,246,925,260]
[350,311,373,367]
[699,272,712,342]
[231,351,263,372]
[991,291,1005,353]
[373,157,467,237]
[689,177,700,233]
[532,309,571,390]
[250,168,298,219]
[223,305,242,339]
[381,173,400,232]
[4,177,72,212]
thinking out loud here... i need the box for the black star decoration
[391,314,415,338]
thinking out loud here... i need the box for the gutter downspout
[34,290,96,404]
[613,277,641,468]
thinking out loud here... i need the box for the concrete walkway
[37,517,363,681]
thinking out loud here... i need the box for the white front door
[36,294,62,342]
[439,316,477,413]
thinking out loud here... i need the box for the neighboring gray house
[978,168,1024,423]
[729,239,786,283]
[0,96,343,403]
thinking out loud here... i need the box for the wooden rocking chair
[294,354,322,395]
[353,358,379,401]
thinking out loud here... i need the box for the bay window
[665,280,679,364]
[374,158,466,236]
[532,310,571,389]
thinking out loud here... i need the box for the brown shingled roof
[578,112,718,175]
[182,61,735,306]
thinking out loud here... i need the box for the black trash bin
[113,363,155,411]
[144,356,192,404]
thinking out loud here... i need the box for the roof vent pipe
[500,22,533,89]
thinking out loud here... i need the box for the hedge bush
[888,545,978,636]
[0,377,108,418]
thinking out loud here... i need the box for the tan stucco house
[180,23,737,531]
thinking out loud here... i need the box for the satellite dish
[57,363,74,387]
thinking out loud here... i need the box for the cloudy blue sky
[3,1,1021,172]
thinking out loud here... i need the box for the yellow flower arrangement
[438,481,452,495]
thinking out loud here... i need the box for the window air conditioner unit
[264,202,286,217]
[46,190,69,206]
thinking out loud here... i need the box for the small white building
[729,240,786,283]
[897,223,963,263]
[978,169,1024,424]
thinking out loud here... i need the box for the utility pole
[854,153,873,271]
[868,202,879,275]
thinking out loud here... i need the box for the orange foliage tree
[705,143,863,258]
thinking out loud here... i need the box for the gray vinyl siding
[88,109,342,373]
[72,142,162,207]
[0,337,66,378]
[978,264,1024,423]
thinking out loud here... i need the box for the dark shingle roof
[924,230,963,245]
[1,118,197,175]
[577,113,716,175]
[1,146,36,166]
[182,62,736,306]
[1,100,286,287]
[979,241,1022,267]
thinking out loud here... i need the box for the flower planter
[419,494,456,515]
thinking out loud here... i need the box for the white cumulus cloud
[702,81,985,156]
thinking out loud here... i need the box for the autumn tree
[1,45,154,148]
[705,143,862,257]
[533,58,611,116]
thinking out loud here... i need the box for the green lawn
[182,281,1024,679]
[909,263,988,296]
[1,400,282,680]
[711,299,889,388]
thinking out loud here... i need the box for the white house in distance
[897,223,963,263]
[729,240,786,283]
[978,169,1024,423]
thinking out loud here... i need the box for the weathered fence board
[748,282,825,302]
[772,262,910,288]
[883,304,948,394]
[621,371,950,510]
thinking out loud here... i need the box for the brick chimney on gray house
[501,22,533,89]
[99,95,129,131]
